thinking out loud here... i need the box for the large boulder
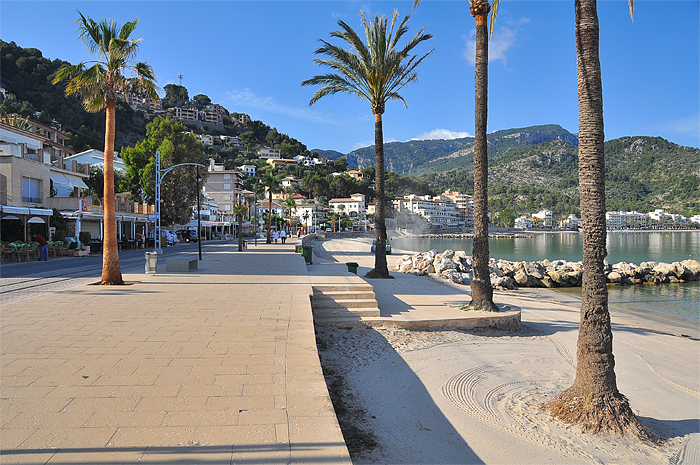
[606,271,623,284]
[435,257,458,273]
[680,259,700,281]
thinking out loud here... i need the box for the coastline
[314,237,700,464]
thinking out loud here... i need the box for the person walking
[272,230,279,244]
[280,229,287,244]
[34,233,49,261]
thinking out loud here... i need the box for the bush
[53,229,67,242]
[79,231,91,245]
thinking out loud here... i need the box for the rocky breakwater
[394,249,700,290]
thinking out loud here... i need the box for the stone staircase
[311,283,380,326]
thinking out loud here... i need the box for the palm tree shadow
[318,326,485,464]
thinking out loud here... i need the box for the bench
[166,258,198,272]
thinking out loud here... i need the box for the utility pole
[178,74,184,86]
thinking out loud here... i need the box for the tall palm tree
[53,12,158,285]
[302,10,433,278]
[261,172,281,243]
[468,0,499,311]
[546,0,644,436]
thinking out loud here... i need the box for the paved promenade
[1,242,350,464]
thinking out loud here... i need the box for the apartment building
[393,194,459,227]
[174,107,199,122]
[204,159,244,221]
[440,189,474,227]
[532,209,553,227]
[0,120,87,240]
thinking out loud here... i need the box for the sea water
[392,231,700,338]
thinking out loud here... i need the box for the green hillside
[423,137,699,216]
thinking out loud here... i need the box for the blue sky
[2,1,698,153]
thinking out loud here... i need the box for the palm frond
[489,0,501,40]
[302,9,432,113]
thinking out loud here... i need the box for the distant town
[2,111,697,248]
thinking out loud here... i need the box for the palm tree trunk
[470,1,497,311]
[373,111,389,278]
[101,99,124,285]
[237,213,244,251]
[267,191,273,244]
[545,0,643,436]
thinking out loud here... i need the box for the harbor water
[392,231,700,338]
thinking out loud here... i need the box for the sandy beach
[313,237,700,464]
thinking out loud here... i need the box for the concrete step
[313,290,376,301]
[312,299,379,310]
[313,307,381,319]
[312,284,374,293]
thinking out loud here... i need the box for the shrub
[79,231,91,245]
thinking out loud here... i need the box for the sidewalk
[0,242,350,464]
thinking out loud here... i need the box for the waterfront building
[440,189,474,227]
[393,194,459,227]
[329,193,366,218]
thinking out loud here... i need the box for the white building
[532,209,553,228]
[559,214,581,229]
[329,193,366,218]
[257,147,281,159]
[393,194,460,227]
[238,164,256,178]
[515,216,533,229]
[281,176,302,189]
[64,149,126,172]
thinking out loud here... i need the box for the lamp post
[196,166,202,261]
[154,150,205,255]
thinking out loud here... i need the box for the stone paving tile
[1,243,350,463]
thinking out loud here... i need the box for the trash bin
[301,245,313,264]
[346,262,359,274]
[145,252,157,274]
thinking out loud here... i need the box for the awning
[29,208,53,216]
[2,206,29,215]
[50,172,89,190]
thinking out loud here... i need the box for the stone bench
[166,258,198,272]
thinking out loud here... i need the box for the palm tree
[302,10,433,278]
[303,211,310,233]
[284,197,297,235]
[545,0,644,436]
[233,204,247,252]
[261,172,281,243]
[53,12,158,285]
[468,0,499,311]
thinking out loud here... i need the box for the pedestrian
[272,230,279,243]
[280,229,287,244]
[33,233,48,261]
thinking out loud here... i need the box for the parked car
[164,230,177,245]
[371,238,391,255]
[176,229,198,243]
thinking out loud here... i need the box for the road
[0,241,207,305]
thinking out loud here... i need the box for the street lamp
[154,150,205,254]
[196,166,202,261]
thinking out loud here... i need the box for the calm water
[392,231,700,264]
[392,231,700,337]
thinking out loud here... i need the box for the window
[224,184,231,190]
[224,195,231,200]
[224,174,231,179]
[22,177,41,203]
[224,205,231,211]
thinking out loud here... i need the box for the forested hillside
[422,137,699,216]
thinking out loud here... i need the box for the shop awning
[50,172,89,190]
